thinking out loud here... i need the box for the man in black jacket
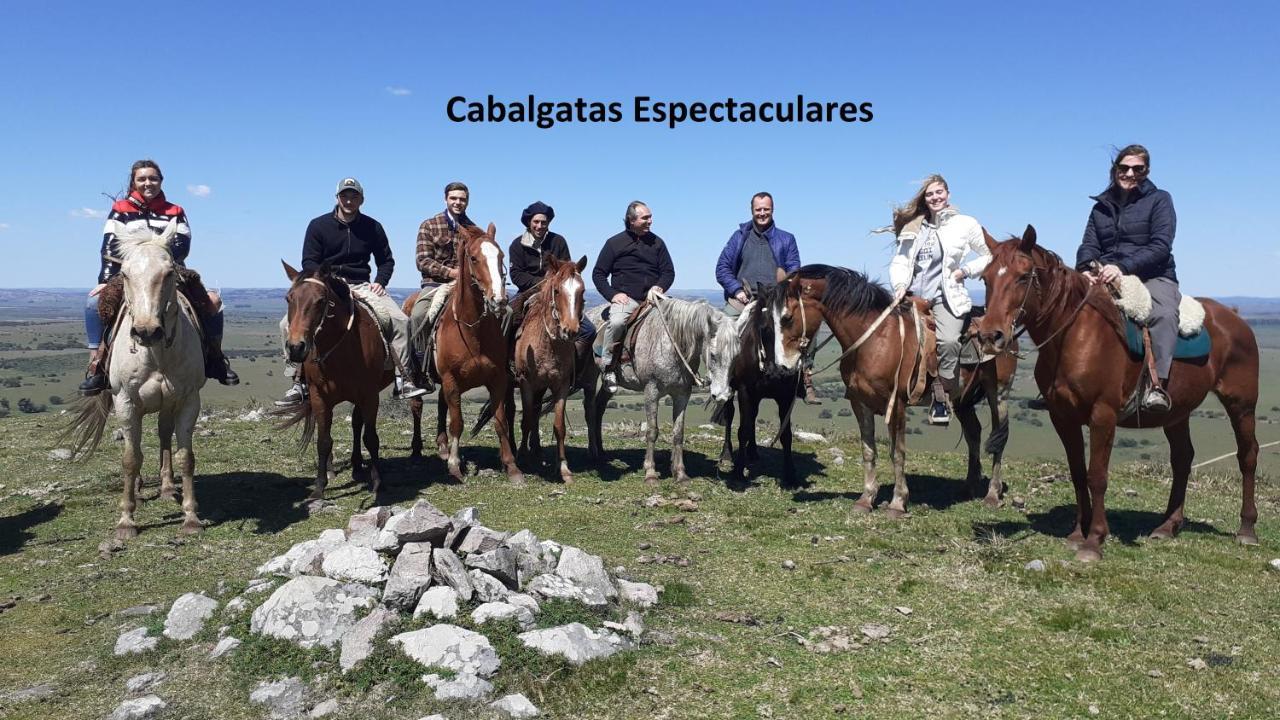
[591,201,675,388]
[275,178,426,405]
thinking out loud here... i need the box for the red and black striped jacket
[98,191,191,283]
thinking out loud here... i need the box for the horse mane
[792,264,894,317]
[525,257,579,324]
[658,297,718,358]
[296,265,352,304]
[115,226,174,257]
[1012,239,1124,337]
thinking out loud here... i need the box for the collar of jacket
[922,206,959,229]
[626,229,654,243]
[1090,178,1157,205]
[127,190,172,213]
[737,220,776,239]
[331,205,361,227]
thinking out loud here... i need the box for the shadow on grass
[195,471,312,535]
[717,445,825,492]
[587,446,721,483]
[791,473,976,510]
[1025,504,1232,546]
[0,502,64,555]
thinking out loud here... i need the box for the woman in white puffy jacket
[887,174,992,425]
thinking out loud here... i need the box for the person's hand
[369,283,387,296]
[89,283,107,297]
[734,290,749,304]
[951,269,966,282]
[1097,264,1122,285]
[448,267,459,280]
[611,292,630,305]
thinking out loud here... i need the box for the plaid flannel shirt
[415,211,474,286]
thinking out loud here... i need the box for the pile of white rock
[111,500,659,719]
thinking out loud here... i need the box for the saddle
[1110,274,1210,359]
[905,297,939,407]
[408,283,456,384]
[603,300,655,366]
[350,295,394,371]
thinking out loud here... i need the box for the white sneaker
[397,377,428,399]
[274,382,307,406]
[603,370,619,393]
[1141,386,1171,412]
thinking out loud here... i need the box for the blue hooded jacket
[1076,179,1177,282]
[714,221,801,299]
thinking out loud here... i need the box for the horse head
[540,255,586,340]
[769,271,824,371]
[704,304,742,405]
[973,225,1042,354]
[118,220,181,346]
[282,260,347,363]
[458,223,508,317]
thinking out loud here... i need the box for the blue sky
[3,1,1277,295]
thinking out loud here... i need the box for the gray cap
[336,177,364,196]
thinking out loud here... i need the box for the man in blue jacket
[714,192,817,403]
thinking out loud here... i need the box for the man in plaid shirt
[409,181,475,390]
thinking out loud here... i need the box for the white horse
[67,220,206,540]
[586,293,741,484]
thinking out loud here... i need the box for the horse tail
[984,411,1011,456]
[468,398,495,439]
[272,399,315,450]
[708,396,732,426]
[60,392,112,459]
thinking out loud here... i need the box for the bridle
[1001,261,1092,354]
[295,276,354,366]
[454,240,507,327]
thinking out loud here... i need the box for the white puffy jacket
[888,209,991,316]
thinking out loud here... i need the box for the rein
[1006,266,1093,354]
[298,277,355,366]
[452,247,505,329]
[649,290,707,386]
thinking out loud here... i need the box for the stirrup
[1141,386,1171,412]
[927,400,951,426]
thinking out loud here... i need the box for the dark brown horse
[512,255,589,483]
[411,224,522,483]
[972,226,1260,561]
[767,264,1018,515]
[279,261,391,500]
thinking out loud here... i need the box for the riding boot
[802,368,821,404]
[418,338,437,393]
[199,310,239,385]
[204,341,240,385]
[78,346,109,395]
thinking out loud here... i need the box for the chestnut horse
[767,264,1018,515]
[512,255,589,483]
[279,261,392,500]
[415,224,522,483]
[972,226,1259,561]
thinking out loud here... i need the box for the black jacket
[1076,180,1177,282]
[508,232,571,292]
[301,208,395,286]
[592,230,676,302]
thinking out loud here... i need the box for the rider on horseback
[591,201,675,392]
[887,174,992,426]
[508,201,597,370]
[80,159,238,395]
[408,181,476,393]
[275,177,425,405]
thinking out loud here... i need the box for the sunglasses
[1115,163,1148,176]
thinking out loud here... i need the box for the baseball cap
[336,177,364,196]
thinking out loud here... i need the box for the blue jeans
[85,294,102,349]
[578,315,597,342]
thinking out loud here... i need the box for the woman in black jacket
[1075,144,1179,411]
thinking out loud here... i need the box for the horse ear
[1019,224,1038,252]
[983,227,998,253]
[576,255,588,273]
[486,222,497,241]
[282,260,300,282]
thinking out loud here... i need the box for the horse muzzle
[974,327,1009,354]
[286,340,310,363]
[131,324,165,346]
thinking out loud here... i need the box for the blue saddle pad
[1122,316,1210,359]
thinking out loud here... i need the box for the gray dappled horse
[586,294,739,484]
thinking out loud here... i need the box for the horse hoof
[982,496,1003,510]
[644,472,660,487]
[1064,533,1084,551]
[509,471,526,486]
[1075,548,1103,563]
[674,473,691,486]
[159,489,177,503]
[1236,532,1260,546]
[115,525,139,541]
[851,500,874,514]
[179,519,203,535]
[1148,528,1176,541]
[448,465,464,482]
[884,507,907,520]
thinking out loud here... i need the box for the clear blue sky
[3,1,1277,295]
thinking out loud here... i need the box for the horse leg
[175,398,201,535]
[157,409,177,502]
[885,407,910,518]
[436,391,449,460]
[956,394,985,501]
[744,394,761,464]
[409,396,424,459]
[670,390,691,485]
[777,395,799,490]
[491,379,525,485]
[518,384,535,460]
[554,391,572,484]
[581,364,604,461]
[1219,392,1260,545]
[642,384,661,485]
[1049,412,1089,550]
[1077,411,1118,562]
[311,404,333,501]
[718,398,735,470]
[1151,419,1192,540]
[851,401,877,513]
[115,418,143,540]
[984,370,1012,509]
[732,394,759,488]
[350,404,365,480]
[360,398,382,497]
[444,384,465,481]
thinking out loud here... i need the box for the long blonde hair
[890,174,948,235]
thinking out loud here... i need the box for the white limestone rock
[320,544,389,585]
[114,627,158,656]
[249,677,312,719]
[431,548,474,602]
[163,592,218,640]
[469,569,511,603]
[108,695,166,720]
[339,606,397,672]
[491,692,541,718]
[382,542,433,611]
[518,623,632,665]
[413,586,460,621]
[422,671,494,701]
[554,546,616,600]
[616,579,659,608]
[250,576,378,649]
[526,573,608,606]
[391,624,501,678]
[472,601,536,631]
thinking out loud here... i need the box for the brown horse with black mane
[512,254,590,483]
[278,261,392,500]
[409,223,523,483]
[767,264,1018,515]
[972,226,1259,561]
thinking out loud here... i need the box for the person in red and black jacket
[79,159,238,394]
